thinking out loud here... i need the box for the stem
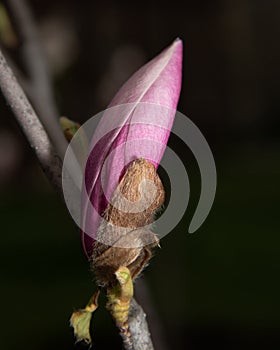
[135,278,169,350]
[128,298,155,350]
[0,48,62,195]
[7,0,68,160]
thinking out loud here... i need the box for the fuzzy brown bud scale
[90,158,165,287]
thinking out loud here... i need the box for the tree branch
[6,0,68,160]
[0,48,62,195]
[135,278,169,350]
[128,298,155,350]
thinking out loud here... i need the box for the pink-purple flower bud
[82,39,183,257]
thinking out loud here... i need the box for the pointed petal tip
[173,37,183,48]
[168,37,183,61]
[174,37,182,43]
[165,37,183,53]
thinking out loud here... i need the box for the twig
[135,278,169,350]
[128,298,155,350]
[0,46,156,350]
[0,48,62,195]
[6,0,68,159]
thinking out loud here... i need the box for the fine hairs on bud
[90,158,165,287]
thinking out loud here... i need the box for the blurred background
[0,0,279,349]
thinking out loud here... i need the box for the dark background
[0,0,279,349]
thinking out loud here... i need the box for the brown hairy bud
[91,158,165,286]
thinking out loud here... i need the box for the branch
[128,298,155,350]
[6,0,68,160]
[135,278,169,350]
[0,48,62,195]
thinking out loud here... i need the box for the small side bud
[106,266,134,348]
[70,289,100,344]
[59,116,81,142]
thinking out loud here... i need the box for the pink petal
[82,39,183,257]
